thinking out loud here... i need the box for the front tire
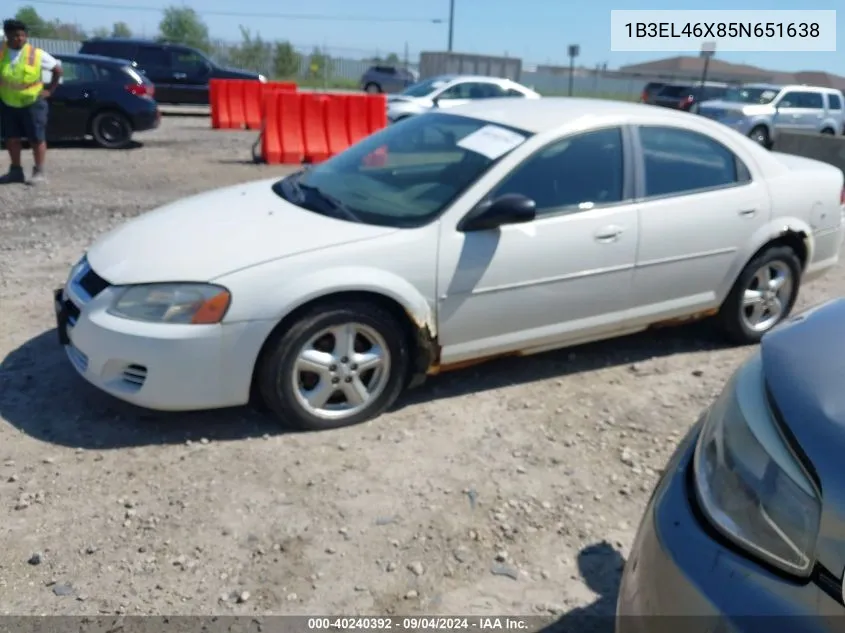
[717,246,801,344]
[749,125,770,148]
[364,82,382,94]
[90,110,133,149]
[256,301,410,431]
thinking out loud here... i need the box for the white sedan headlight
[108,283,231,325]
[693,351,821,577]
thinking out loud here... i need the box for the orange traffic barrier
[278,91,305,164]
[366,93,387,135]
[260,81,297,120]
[347,94,369,145]
[211,79,299,131]
[243,81,262,130]
[324,94,351,156]
[301,93,331,163]
[227,79,246,130]
[209,79,224,129]
[261,90,283,165]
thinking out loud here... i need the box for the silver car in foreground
[59,98,845,431]
[386,74,540,123]
[697,83,845,147]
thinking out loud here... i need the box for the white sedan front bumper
[53,268,272,412]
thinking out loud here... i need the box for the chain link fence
[29,36,762,99]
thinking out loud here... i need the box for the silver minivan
[696,83,845,148]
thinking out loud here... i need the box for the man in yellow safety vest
[0,19,62,185]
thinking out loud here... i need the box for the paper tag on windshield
[457,125,526,160]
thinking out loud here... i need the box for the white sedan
[55,98,845,430]
[386,74,540,123]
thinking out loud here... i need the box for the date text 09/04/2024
[624,22,820,39]
[306,617,531,630]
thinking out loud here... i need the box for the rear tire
[364,82,382,94]
[256,301,410,431]
[717,246,801,345]
[821,127,835,135]
[90,110,133,149]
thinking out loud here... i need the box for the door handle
[595,225,623,242]
[738,208,757,217]
[173,72,187,79]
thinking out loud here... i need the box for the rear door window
[827,93,842,110]
[59,60,98,84]
[135,46,172,70]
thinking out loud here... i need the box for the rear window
[81,41,133,58]
[659,85,692,97]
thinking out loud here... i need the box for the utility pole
[447,0,455,52]
[404,41,409,69]
[700,41,716,86]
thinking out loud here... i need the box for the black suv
[78,38,264,105]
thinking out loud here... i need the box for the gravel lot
[1,115,843,625]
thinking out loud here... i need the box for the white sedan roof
[441,97,710,134]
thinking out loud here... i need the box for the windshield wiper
[297,181,362,223]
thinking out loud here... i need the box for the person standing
[0,18,62,185]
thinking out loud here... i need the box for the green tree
[14,6,51,37]
[49,21,86,40]
[228,26,270,72]
[272,41,300,78]
[385,53,400,65]
[158,6,210,52]
[111,21,132,37]
[91,22,133,38]
[307,47,329,79]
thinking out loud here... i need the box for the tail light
[680,95,694,109]
[640,90,647,102]
[840,187,844,205]
[126,83,154,98]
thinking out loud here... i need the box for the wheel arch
[247,284,439,408]
[718,221,810,306]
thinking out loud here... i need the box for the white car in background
[55,98,844,431]
[386,74,540,123]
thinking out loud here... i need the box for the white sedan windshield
[276,112,533,228]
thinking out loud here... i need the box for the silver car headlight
[693,350,821,577]
[107,283,231,325]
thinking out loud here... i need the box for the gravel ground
[1,116,843,625]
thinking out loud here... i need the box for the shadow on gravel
[538,541,624,633]
[0,321,733,449]
[2,139,144,151]
[399,319,733,410]
[0,330,282,449]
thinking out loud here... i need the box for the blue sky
[10,0,843,73]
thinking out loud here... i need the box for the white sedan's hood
[86,178,397,284]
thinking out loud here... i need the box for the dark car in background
[639,81,666,104]
[79,38,264,105]
[653,81,730,111]
[46,53,159,149]
[617,298,845,632]
[360,65,418,93]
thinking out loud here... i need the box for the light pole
[567,44,580,96]
[447,0,455,52]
